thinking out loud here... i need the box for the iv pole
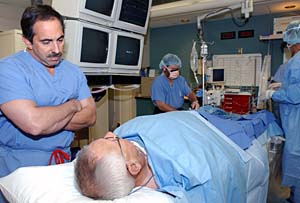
[196,0,252,106]
[200,40,208,106]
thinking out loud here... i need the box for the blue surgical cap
[159,53,182,69]
[283,20,300,45]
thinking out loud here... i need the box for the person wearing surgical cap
[268,42,288,126]
[265,20,300,203]
[150,53,199,114]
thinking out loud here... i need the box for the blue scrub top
[151,74,191,109]
[272,50,300,187]
[0,51,91,177]
[273,62,287,82]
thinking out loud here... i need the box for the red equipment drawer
[222,94,250,114]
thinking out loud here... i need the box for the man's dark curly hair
[21,5,64,43]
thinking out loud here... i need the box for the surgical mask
[287,43,293,51]
[168,70,179,79]
[166,68,179,80]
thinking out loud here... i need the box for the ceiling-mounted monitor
[52,0,152,35]
[52,0,118,26]
[113,0,152,35]
[63,20,113,74]
[110,30,144,75]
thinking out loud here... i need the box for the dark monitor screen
[115,35,140,65]
[119,0,149,27]
[85,0,115,16]
[81,27,108,63]
[213,69,224,82]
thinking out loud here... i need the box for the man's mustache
[47,52,62,58]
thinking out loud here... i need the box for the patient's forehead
[89,136,118,157]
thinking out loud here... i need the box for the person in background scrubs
[0,5,96,202]
[265,20,300,203]
[151,53,199,113]
[269,42,288,126]
[271,42,288,84]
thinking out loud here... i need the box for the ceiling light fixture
[180,18,190,23]
[284,5,296,9]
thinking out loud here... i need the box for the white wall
[0,4,25,31]
[142,32,150,68]
[0,0,52,31]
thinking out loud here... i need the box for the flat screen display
[81,27,108,63]
[213,69,224,82]
[119,0,149,27]
[85,0,115,16]
[115,35,140,66]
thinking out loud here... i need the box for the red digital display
[238,30,254,38]
[220,31,236,40]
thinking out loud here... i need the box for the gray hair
[75,146,135,200]
[75,146,100,198]
[95,153,135,200]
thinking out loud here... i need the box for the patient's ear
[126,161,142,176]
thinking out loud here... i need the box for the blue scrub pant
[0,192,7,203]
[290,186,300,203]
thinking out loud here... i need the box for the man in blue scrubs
[151,53,199,113]
[269,42,288,126]
[266,20,300,203]
[0,5,96,202]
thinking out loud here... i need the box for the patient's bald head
[75,132,147,200]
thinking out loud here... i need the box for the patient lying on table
[75,110,280,203]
